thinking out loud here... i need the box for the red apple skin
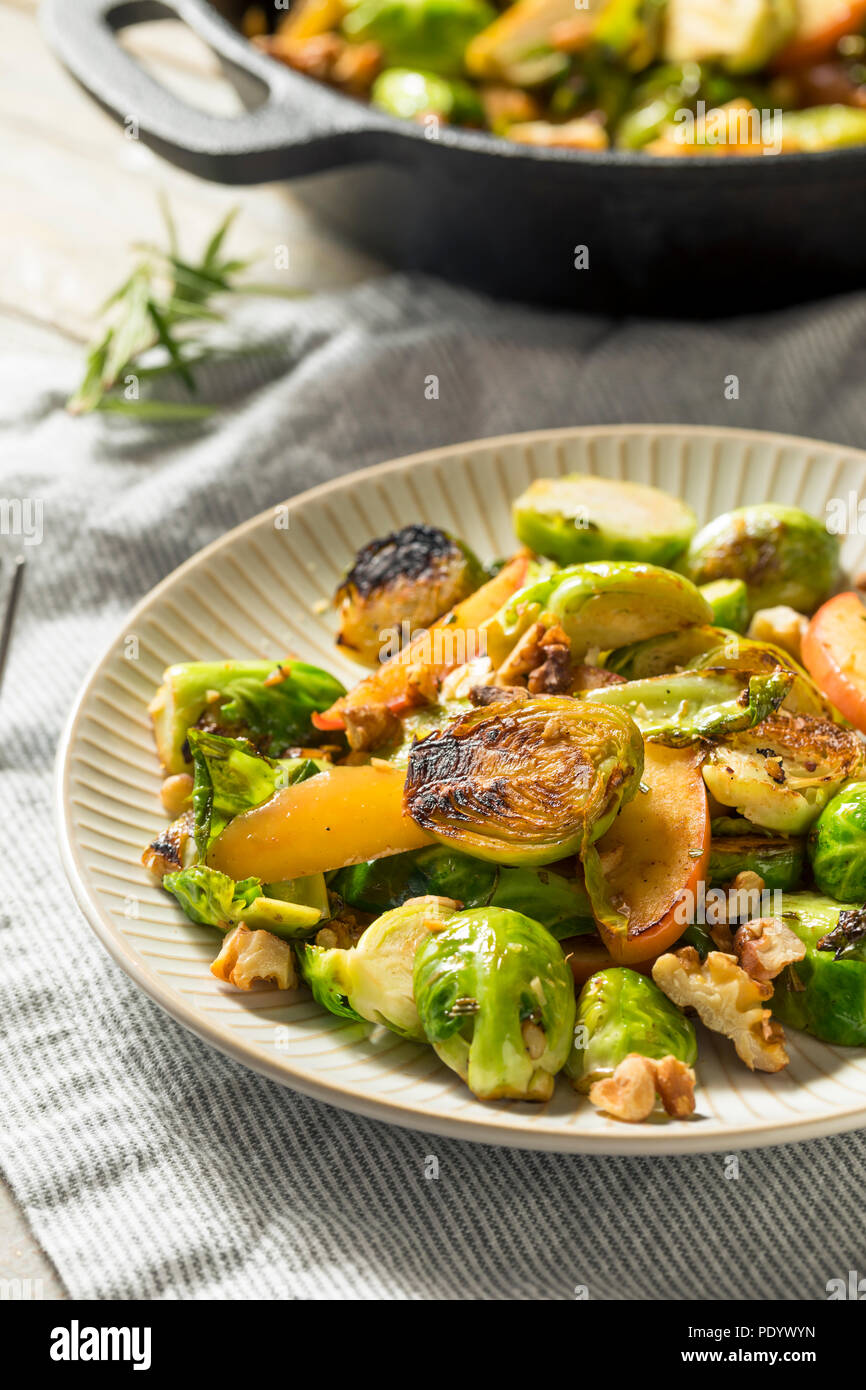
[802,592,866,734]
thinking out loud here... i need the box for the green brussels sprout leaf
[584,667,792,745]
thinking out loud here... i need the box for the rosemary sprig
[68,200,300,421]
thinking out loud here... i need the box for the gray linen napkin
[3,274,866,1301]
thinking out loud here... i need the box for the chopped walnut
[315,908,369,951]
[569,665,626,693]
[712,870,766,926]
[495,620,546,685]
[747,606,809,662]
[527,624,573,694]
[469,684,530,707]
[654,1055,697,1118]
[160,773,194,817]
[342,700,401,752]
[733,916,806,984]
[211,924,297,991]
[142,809,194,877]
[652,948,789,1073]
[589,1053,696,1123]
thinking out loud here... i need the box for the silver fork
[0,556,25,695]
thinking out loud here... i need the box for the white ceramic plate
[57,425,866,1153]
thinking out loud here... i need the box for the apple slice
[801,591,866,733]
[593,743,711,965]
[207,763,432,882]
[773,0,866,69]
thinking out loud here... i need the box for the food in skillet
[241,0,866,151]
[143,475,866,1122]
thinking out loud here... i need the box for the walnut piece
[652,948,788,1073]
[342,700,401,752]
[589,1053,696,1123]
[747,606,809,662]
[733,916,806,984]
[211,925,297,992]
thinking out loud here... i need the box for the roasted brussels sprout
[511,473,696,567]
[606,624,730,680]
[709,825,805,891]
[331,843,596,938]
[404,695,643,868]
[188,729,325,855]
[699,578,749,633]
[494,560,712,664]
[148,659,345,773]
[565,966,697,1092]
[162,864,323,937]
[584,666,792,745]
[335,523,485,666]
[689,636,835,719]
[808,784,866,902]
[413,906,575,1099]
[772,893,866,1046]
[301,896,458,1037]
[342,0,496,75]
[683,504,839,619]
[371,66,484,121]
[702,711,865,833]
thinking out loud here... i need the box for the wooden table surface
[0,0,377,1301]
[0,0,378,345]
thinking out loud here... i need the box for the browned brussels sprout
[403,695,644,876]
[335,523,486,665]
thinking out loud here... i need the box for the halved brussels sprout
[565,966,697,1092]
[689,637,835,719]
[342,0,496,76]
[162,864,322,938]
[808,783,866,902]
[148,659,346,773]
[683,504,839,619]
[413,906,576,1100]
[300,896,458,1038]
[702,711,866,833]
[511,474,696,567]
[371,66,484,123]
[335,523,486,666]
[584,666,792,745]
[404,695,644,867]
[606,624,730,680]
[709,829,805,891]
[772,893,866,1046]
[331,843,596,938]
[699,578,749,633]
[493,560,712,664]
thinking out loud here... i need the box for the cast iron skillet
[41,0,866,314]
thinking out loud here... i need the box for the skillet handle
[40,0,379,182]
